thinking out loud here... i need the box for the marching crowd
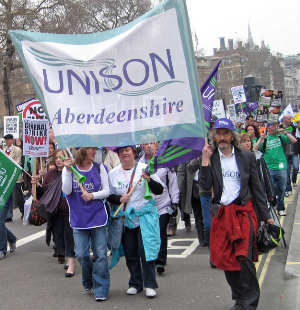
[1,114,300,309]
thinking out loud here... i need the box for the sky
[155,0,300,56]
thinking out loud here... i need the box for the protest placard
[227,104,236,121]
[17,98,47,119]
[23,119,49,157]
[231,85,246,104]
[4,116,19,138]
[259,96,271,106]
[212,99,226,119]
[10,0,205,148]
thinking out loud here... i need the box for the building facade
[196,31,285,109]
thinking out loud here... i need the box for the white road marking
[16,230,46,248]
[14,219,199,258]
[167,238,199,258]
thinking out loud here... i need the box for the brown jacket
[4,145,23,183]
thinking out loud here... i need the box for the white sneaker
[293,183,297,188]
[126,287,138,295]
[279,210,287,216]
[145,288,157,298]
[95,296,107,302]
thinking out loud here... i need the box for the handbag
[37,175,62,214]
[28,200,47,226]
[257,205,286,253]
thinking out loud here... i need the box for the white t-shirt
[219,148,241,206]
[108,162,162,226]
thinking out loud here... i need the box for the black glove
[170,203,179,217]
[270,196,277,207]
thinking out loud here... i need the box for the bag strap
[262,137,267,154]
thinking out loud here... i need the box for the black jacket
[199,147,270,221]
[254,151,275,204]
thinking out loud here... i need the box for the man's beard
[217,141,231,150]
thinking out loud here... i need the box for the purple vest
[66,164,107,229]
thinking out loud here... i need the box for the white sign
[231,85,246,104]
[22,99,47,120]
[23,119,49,157]
[4,116,19,139]
[212,99,226,119]
[227,104,236,121]
[279,104,295,122]
[260,96,271,106]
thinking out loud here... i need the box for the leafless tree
[0,0,152,116]
[0,0,63,115]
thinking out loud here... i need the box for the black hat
[3,134,13,140]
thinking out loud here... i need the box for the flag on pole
[0,150,22,209]
[147,137,204,174]
[9,0,205,148]
[201,60,222,131]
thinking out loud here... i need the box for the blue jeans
[269,169,287,212]
[0,199,17,254]
[200,194,212,244]
[286,154,299,191]
[73,227,110,298]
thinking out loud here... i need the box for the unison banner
[9,0,205,148]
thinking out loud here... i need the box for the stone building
[284,54,300,110]
[196,26,285,107]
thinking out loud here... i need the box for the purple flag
[247,102,259,113]
[147,137,205,174]
[200,60,222,130]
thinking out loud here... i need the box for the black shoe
[5,218,13,223]
[199,240,209,247]
[156,265,165,275]
[229,305,243,310]
[64,264,69,270]
[58,256,65,264]
[65,271,75,278]
[210,260,216,269]
[229,302,246,310]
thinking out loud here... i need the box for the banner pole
[39,157,44,183]
[113,176,143,217]
[32,158,37,201]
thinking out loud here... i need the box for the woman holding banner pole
[62,147,110,302]
[108,145,164,298]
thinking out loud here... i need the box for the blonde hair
[75,148,88,166]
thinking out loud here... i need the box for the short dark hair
[3,134,13,140]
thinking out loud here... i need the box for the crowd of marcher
[0,114,299,309]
